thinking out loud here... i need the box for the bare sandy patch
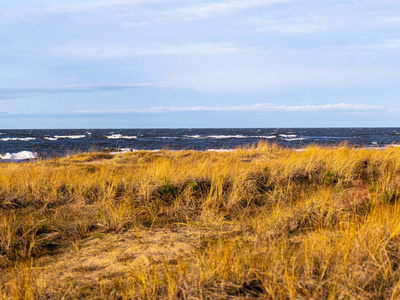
[37,226,207,294]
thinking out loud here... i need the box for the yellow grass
[1,142,400,298]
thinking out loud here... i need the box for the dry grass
[2,142,400,299]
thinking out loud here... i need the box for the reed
[1,142,400,298]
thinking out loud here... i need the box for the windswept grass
[2,142,400,298]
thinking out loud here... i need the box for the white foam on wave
[184,134,201,139]
[0,137,36,141]
[44,137,58,141]
[0,151,38,160]
[208,135,248,139]
[279,134,297,138]
[105,134,138,139]
[53,135,86,139]
[208,135,277,139]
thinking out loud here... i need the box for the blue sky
[1,0,400,128]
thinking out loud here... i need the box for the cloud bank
[74,103,385,114]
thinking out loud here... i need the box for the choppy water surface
[1,128,400,160]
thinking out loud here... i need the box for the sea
[1,128,400,161]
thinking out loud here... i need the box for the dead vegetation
[2,142,400,299]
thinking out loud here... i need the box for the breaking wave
[0,137,36,141]
[0,151,38,160]
[279,134,297,138]
[105,134,138,139]
[55,135,86,139]
[45,135,86,140]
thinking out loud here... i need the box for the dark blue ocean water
[1,128,400,160]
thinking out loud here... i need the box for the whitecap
[183,135,202,139]
[279,134,297,138]
[105,134,138,139]
[0,137,36,141]
[0,151,38,160]
[207,135,248,139]
[53,135,86,139]
[44,137,58,141]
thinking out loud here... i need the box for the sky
[1,0,400,128]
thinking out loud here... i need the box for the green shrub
[324,170,336,184]
[159,177,177,197]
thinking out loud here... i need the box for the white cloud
[74,103,385,114]
[271,103,384,112]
